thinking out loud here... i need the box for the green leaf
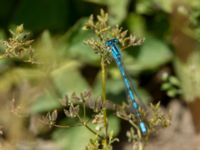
[125,37,173,73]
[126,13,146,36]
[0,67,43,93]
[161,83,172,91]
[52,116,120,150]
[154,0,173,13]
[93,68,151,104]
[108,116,120,136]
[136,0,154,14]
[31,60,89,113]
[29,58,89,113]
[92,70,124,101]
[167,89,177,97]
[61,18,99,65]
[169,76,180,86]
[35,31,61,63]
[107,0,130,25]
[52,126,93,150]
[31,90,60,113]
[51,61,89,96]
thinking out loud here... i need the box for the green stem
[129,120,142,139]
[83,103,86,119]
[77,114,103,138]
[81,95,86,119]
[101,57,108,143]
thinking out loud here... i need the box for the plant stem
[129,120,144,150]
[129,120,142,139]
[101,57,108,143]
[76,114,103,138]
[83,103,86,119]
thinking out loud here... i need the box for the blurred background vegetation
[0,0,200,149]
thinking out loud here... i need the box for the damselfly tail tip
[139,121,148,135]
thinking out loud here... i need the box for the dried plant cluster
[83,9,144,64]
[0,24,34,62]
[43,90,170,149]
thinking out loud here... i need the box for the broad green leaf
[154,0,173,13]
[35,31,61,63]
[93,68,124,95]
[0,67,43,93]
[108,115,120,135]
[136,0,154,14]
[61,18,99,65]
[126,13,146,36]
[31,90,60,113]
[167,89,177,97]
[93,68,151,104]
[92,70,124,100]
[161,83,172,91]
[169,76,180,86]
[51,61,89,96]
[52,116,120,150]
[52,126,93,150]
[107,0,130,25]
[31,60,89,113]
[125,37,172,73]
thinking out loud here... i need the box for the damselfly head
[105,38,119,47]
